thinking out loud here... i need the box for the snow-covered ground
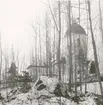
[0,76,103,105]
[81,82,103,95]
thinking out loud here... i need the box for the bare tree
[48,0,62,80]
[44,13,52,77]
[67,0,73,91]
[57,0,62,81]
[87,0,103,95]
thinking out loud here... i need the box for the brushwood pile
[0,76,103,105]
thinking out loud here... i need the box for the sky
[0,0,47,57]
[0,0,103,67]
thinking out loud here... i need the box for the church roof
[66,23,86,35]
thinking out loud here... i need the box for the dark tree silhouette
[8,62,17,77]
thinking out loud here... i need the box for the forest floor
[0,76,103,105]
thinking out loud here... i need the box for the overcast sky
[0,0,47,55]
[0,0,103,66]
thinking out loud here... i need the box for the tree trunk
[68,0,73,91]
[58,0,61,81]
[87,0,103,95]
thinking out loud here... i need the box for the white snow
[81,82,103,95]
[0,76,102,105]
[33,76,59,93]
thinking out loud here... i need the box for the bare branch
[48,0,59,32]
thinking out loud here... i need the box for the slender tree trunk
[73,34,77,98]
[45,14,52,77]
[58,0,61,81]
[46,29,48,76]
[35,35,38,79]
[78,39,82,92]
[87,0,103,95]
[84,2,89,93]
[53,25,56,76]
[39,23,41,76]
[78,0,83,93]
[48,37,52,77]
[67,0,73,91]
